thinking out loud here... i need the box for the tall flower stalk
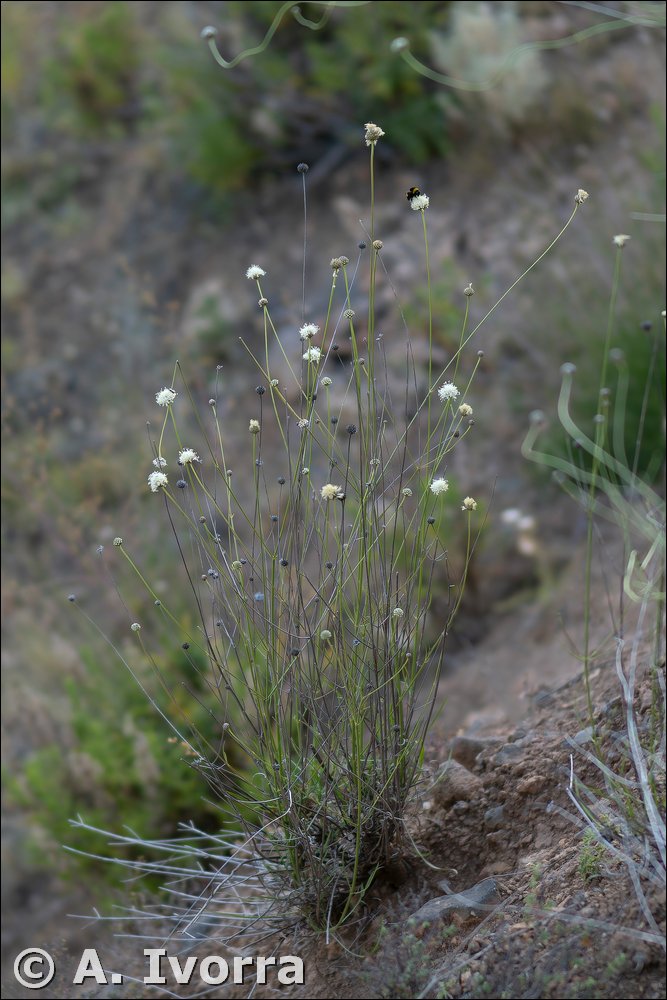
[75,126,586,943]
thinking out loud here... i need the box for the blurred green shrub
[5,1,456,192]
[7,639,221,879]
[42,2,141,134]
[158,1,455,194]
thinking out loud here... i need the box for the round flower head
[613,234,631,248]
[410,194,430,211]
[392,607,404,618]
[246,265,266,280]
[321,483,344,501]
[330,256,349,272]
[438,381,460,402]
[430,477,449,496]
[249,419,260,434]
[574,189,589,205]
[464,283,474,297]
[299,323,319,341]
[297,418,310,430]
[321,376,332,387]
[152,456,167,468]
[148,470,168,493]
[155,387,177,407]
[113,537,123,547]
[320,629,332,641]
[458,403,473,416]
[501,508,522,526]
[461,496,478,511]
[391,36,409,53]
[178,448,201,465]
[303,346,322,364]
[130,622,142,632]
[364,122,385,146]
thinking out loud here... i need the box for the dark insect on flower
[406,186,421,202]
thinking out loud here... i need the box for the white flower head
[299,323,319,341]
[364,122,385,146]
[130,622,142,632]
[574,189,589,205]
[297,418,310,429]
[246,265,266,280]
[148,470,168,493]
[320,629,332,641]
[461,496,478,511]
[152,456,167,468]
[464,283,474,297]
[321,483,344,501]
[155,387,177,407]
[303,346,322,364]
[249,419,260,434]
[430,477,449,496]
[401,487,413,497]
[613,234,631,248]
[321,376,332,387]
[410,194,430,211]
[113,537,123,547]
[458,403,473,416]
[438,381,460,402]
[179,448,201,465]
[392,607,404,618]
[501,508,524,526]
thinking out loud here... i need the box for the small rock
[516,774,547,795]
[484,805,504,829]
[481,860,513,876]
[639,688,654,713]
[434,761,484,808]
[408,878,499,926]
[494,743,527,766]
[450,735,499,769]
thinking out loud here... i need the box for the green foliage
[577,827,606,882]
[8,640,220,879]
[42,3,141,134]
